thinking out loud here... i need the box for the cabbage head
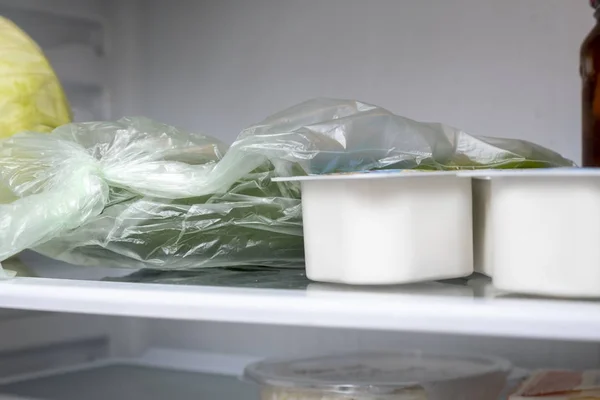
[0,16,71,138]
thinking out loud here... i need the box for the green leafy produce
[0,16,71,139]
[0,99,574,272]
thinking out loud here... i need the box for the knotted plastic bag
[0,98,574,273]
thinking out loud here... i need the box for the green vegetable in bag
[0,99,574,273]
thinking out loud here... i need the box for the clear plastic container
[244,351,512,400]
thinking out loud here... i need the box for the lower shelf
[0,350,259,400]
[0,348,527,400]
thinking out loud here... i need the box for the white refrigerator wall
[142,319,600,371]
[123,0,590,164]
[0,0,597,378]
[0,0,105,19]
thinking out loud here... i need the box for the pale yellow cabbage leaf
[0,16,71,138]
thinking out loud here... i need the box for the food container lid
[244,351,511,396]
[457,167,600,180]
[272,170,460,183]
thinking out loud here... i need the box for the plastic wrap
[0,98,574,273]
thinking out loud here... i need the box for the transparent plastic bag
[0,98,574,273]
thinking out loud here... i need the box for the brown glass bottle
[582,0,600,166]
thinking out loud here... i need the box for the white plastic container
[244,351,512,400]
[462,168,600,298]
[273,171,473,285]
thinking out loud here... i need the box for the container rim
[458,167,600,179]
[272,170,460,182]
[243,351,512,395]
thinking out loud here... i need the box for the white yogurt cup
[462,168,600,298]
[274,171,473,285]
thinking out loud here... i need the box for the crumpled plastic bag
[0,16,72,277]
[0,98,574,273]
[0,16,71,138]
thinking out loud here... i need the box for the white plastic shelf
[0,272,599,342]
[1,253,598,341]
[0,349,258,400]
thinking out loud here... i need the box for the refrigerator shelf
[0,349,258,400]
[0,264,598,341]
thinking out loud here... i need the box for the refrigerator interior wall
[141,319,600,371]
[129,0,588,164]
[0,311,599,378]
[0,312,136,378]
[0,0,597,390]
[0,355,258,400]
